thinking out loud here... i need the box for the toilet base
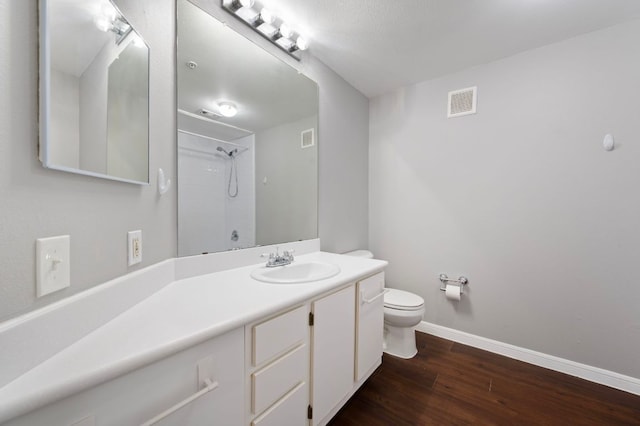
[383,323,418,359]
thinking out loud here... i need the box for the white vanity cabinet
[6,328,244,426]
[246,305,310,426]
[310,286,356,426]
[355,272,385,381]
[246,273,384,426]
[244,285,358,426]
[2,265,386,426]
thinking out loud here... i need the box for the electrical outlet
[36,235,71,297]
[127,230,142,266]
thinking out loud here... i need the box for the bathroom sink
[250,261,341,284]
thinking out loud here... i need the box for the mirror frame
[38,0,151,185]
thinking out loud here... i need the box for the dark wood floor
[329,332,640,425]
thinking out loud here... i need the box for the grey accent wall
[306,58,370,255]
[369,20,640,378]
[0,0,176,321]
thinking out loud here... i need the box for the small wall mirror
[177,0,318,256]
[39,0,150,184]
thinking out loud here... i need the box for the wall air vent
[301,128,315,148]
[447,86,477,118]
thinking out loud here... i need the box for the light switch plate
[36,235,70,297]
[127,230,142,266]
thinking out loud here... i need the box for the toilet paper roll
[445,284,461,301]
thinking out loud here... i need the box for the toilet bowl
[383,289,424,359]
[343,250,425,359]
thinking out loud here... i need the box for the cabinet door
[356,273,385,381]
[311,286,355,426]
[6,329,244,426]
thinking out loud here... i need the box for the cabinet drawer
[251,382,307,426]
[252,305,307,366]
[252,343,306,415]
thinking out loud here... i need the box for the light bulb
[260,8,275,24]
[296,36,308,51]
[279,24,293,39]
[218,102,238,118]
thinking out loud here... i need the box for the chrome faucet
[261,247,295,267]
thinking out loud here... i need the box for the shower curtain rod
[178,129,250,154]
[178,109,252,135]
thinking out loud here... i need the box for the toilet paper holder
[439,274,468,293]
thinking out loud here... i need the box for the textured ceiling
[258,0,640,98]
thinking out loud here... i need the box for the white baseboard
[416,321,640,396]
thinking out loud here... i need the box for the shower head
[216,146,237,157]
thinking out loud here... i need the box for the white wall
[0,0,369,322]
[255,115,317,245]
[0,0,176,321]
[369,20,640,378]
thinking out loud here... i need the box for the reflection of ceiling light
[218,102,238,117]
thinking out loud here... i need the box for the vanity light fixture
[221,0,310,60]
[95,13,132,45]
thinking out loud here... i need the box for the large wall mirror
[39,0,150,184]
[177,0,319,256]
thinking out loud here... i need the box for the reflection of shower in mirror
[216,146,239,198]
[177,130,255,256]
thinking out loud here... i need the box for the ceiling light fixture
[217,102,238,117]
[221,0,310,60]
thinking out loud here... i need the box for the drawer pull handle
[361,289,389,305]
[141,379,219,426]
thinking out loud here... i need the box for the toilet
[344,250,425,359]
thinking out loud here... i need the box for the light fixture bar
[221,0,309,60]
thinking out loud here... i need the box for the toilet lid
[384,288,424,310]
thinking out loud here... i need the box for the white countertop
[0,251,386,423]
